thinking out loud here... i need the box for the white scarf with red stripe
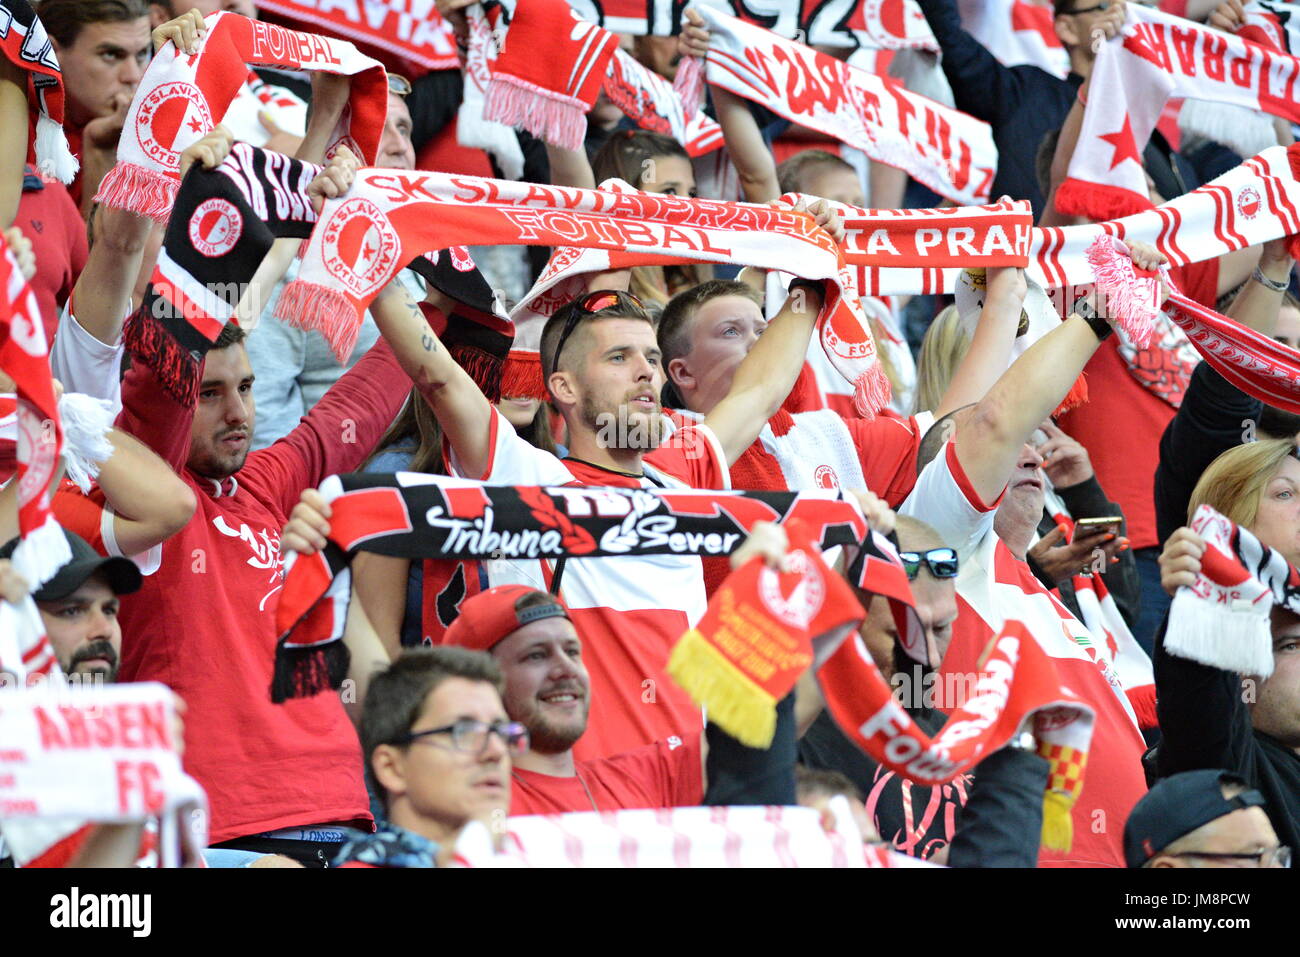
[675,6,997,205]
[1167,504,1300,677]
[94,10,388,223]
[0,682,208,868]
[282,171,890,415]
[453,801,932,867]
[1058,4,1300,221]
[0,239,67,588]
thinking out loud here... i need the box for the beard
[68,638,118,683]
[516,683,590,754]
[580,395,664,452]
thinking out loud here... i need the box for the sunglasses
[550,290,646,375]
[1061,1,1108,12]
[388,73,412,97]
[899,547,959,580]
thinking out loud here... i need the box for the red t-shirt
[1055,259,1219,549]
[16,169,88,341]
[453,409,728,762]
[113,341,408,843]
[509,733,704,816]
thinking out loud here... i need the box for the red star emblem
[362,242,375,260]
[1100,115,1143,171]
[187,117,205,133]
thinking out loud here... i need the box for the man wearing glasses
[442,585,704,816]
[335,647,525,868]
[1125,770,1289,868]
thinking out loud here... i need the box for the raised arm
[369,279,495,480]
[702,203,841,465]
[73,203,154,346]
[955,243,1168,503]
[930,265,1026,418]
[680,9,780,204]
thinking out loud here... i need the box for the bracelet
[1071,295,1112,341]
[1252,265,1291,293]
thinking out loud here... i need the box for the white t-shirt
[49,306,125,412]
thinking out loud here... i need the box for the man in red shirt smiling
[443,584,704,816]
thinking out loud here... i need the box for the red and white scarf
[1088,234,1300,415]
[0,682,208,868]
[676,6,997,205]
[0,238,67,588]
[1241,0,1300,52]
[253,0,460,71]
[0,591,55,684]
[281,171,890,415]
[959,0,1068,76]
[670,518,1096,851]
[0,0,76,183]
[1167,504,1300,677]
[1058,4,1300,221]
[838,144,1300,295]
[94,10,388,223]
[452,801,930,867]
[482,0,619,151]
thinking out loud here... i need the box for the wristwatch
[1071,295,1112,341]
[787,277,826,307]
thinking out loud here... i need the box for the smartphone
[1075,516,1123,535]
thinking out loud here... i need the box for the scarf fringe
[276,279,362,363]
[850,363,891,420]
[1055,177,1154,222]
[450,344,504,403]
[11,514,73,590]
[673,55,705,119]
[123,308,201,407]
[456,99,526,181]
[1054,371,1089,416]
[270,639,351,704]
[484,74,588,151]
[35,115,78,186]
[1040,789,1075,852]
[57,393,115,493]
[94,162,180,223]
[666,628,778,749]
[1086,235,1158,347]
[1165,588,1275,678]
[500,351,547,401]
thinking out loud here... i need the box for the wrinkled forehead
[695,294,765,330]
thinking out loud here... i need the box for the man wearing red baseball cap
[444,584,705,815]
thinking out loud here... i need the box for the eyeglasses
[388,73,412,97]
[549,290,645,376]
[1166,846,1291,868]
[394,719,530,757]
[899,547,959,580]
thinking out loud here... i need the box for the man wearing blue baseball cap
[1124,769,1290,868]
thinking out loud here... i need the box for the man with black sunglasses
[334,647,520,868]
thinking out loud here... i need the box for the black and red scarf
[272,473,872,702]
